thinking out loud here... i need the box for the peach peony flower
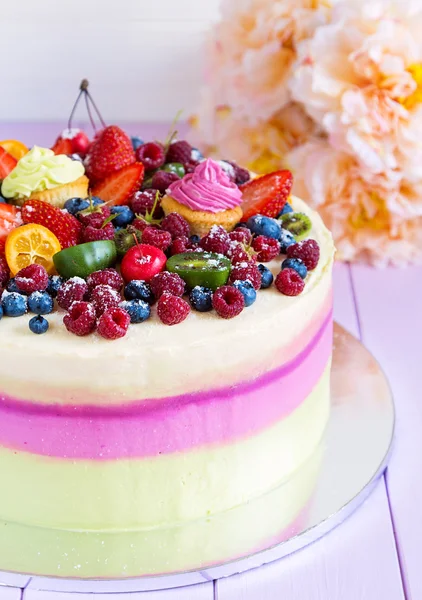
[288,139,422,266]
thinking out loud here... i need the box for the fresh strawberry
[0,148,17,178]
[0,204,22,242]
[21,200,82,248]
[85,125,136,183]
[240,171,293,221]
[51,137,73,155]
[91,163,144,206]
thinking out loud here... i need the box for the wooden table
[0,123,419,599]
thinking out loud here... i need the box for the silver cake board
[0,323,394,594]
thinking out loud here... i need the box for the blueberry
[0,304,3,320]
[258,264,274,289]
[190,235,201,245]
[131,136,144,151]
[282,258,308,280]
[110,206,135,228]
[64,197,90,215]
[2,291,27,317]
[124,280,155,305]
[6,278,24,294]
[191,148,204,162]
[232,280,257,307]
[277,203,293,217]
[217,160,236,180]
[120,299,151,324]
[47,275,64,298]
[234,222,249,230]
[246,215,281,240]
[279,229,296,253]
[91,196,104,206]
[0,196,6,203]
[28,291,54,315]
[29,315,49,334]
[189,286,213,312]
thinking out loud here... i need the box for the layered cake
[0,124,334,577]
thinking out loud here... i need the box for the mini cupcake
[1,146,88,208]
[161,159,243,237]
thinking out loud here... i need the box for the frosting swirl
[167,159,242,213]
[2,146,85,199]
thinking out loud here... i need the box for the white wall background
[1,0,221,122]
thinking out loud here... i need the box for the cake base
[0,323,394,593]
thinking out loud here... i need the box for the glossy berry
[199,226,230,255]
[1,291,27,317]
[136,142,165,171]
[252,236,280,262]
[29,315,49,334]
[277,203,293,217]
[0,304,3,320]
[90,284,121,317]
[64,197,90,215]
[87,269,123,293]
[227,161,250,185]
[191,148,204,162]
[0,254,10,288]
[120,244,167,283]
[212,285,245,319]
[157,292,190,325]
[28,291,54,315]
[229,263,262,291]
[258,264,274,289]
[166,140,192,165]
[151,170,180,194]
[161,213,190,240]
[279,229,296,253]
[232,280,257,307]
[130,189,163,218]
[142,226,172,252]
[132,219,149,232]
[63,301,97,336]
[124,280,155,304]
[184,160,200,174]
[189,286,213,312]
[287,239,320,271]
[229,228,252,245]
[131,136,144,150]
[110,206,134,227]
[275,268,305,296]
[119,299,151,323]
[15,264,49,294]
[150,271,185,299]
[82,221,115,243]
[57,277,88,310]
[190,235,201,245]
[47,275,64,297]
[6,278,22,294]
[282,257,308,280]
[246,215,281,240]
[170,236,189,256]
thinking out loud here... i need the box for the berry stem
[86,89,107,129]
[84,90,98,132]
[67,89,84,131]
[132,233,143,258]
[163,109,183,152]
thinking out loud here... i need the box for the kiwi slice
[166,252,231,291]
[279,212,312,241]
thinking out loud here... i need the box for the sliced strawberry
[51,137,73,155]
[22,200,82,248]
[240,170,293,221]
[0,148,17,179]
[92,163,145,206]
[0,203,22,242]
[85,125,136,184]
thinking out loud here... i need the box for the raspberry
[229,229,252,245]
[227,161,251,185]
[157,292,190,325]
[252,236,280,262]
[136,142,165,171]
[161,213,190,240]
[15,264,49,294]
[90,284,121,317]
[150,271,185,299]
[170,236,189,256]
[142,226,172,252]
[227,243,250,265]
[0,255,10,288]
[151,171,180,194]
[287,239,320,271]
[166,140,192,165]
[212,285,245,319]
[275,268,305,296]
[130,189,163,219]
[78,206,111,226]
[184,160,200,174]
[132,218,149,232]
[63,301,97,336]
[82,222,115,243]
[229,263,262,290]
[86,269,124,293]
[57,277,88,310]
[97,307,131,339]
[199,226,230,255]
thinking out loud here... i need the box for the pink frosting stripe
[0,311,332,459]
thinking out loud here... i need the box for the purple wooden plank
[0,587,21,600]
[351,264,422,600]
[24,582,212,599]
[0,574,30,588]
[217,482,404,600]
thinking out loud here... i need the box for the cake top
[0,124,334,344]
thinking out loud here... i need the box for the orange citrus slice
[5,224,61,276]
[0,139,29,161]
